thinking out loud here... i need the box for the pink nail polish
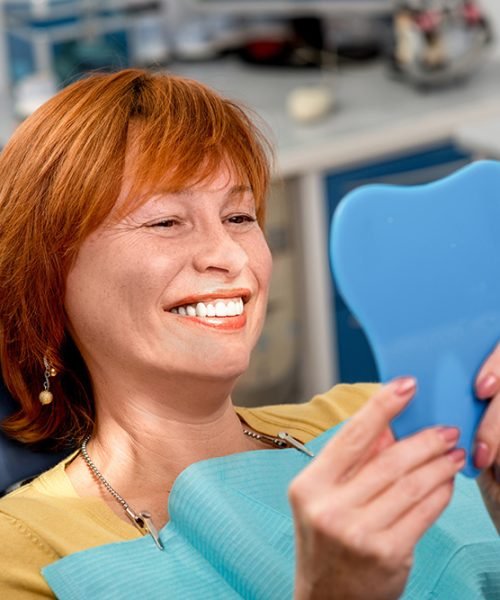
[448,448,466,463]
[438,427,460,444]
[393,377,417,396]
[474,442,491,469]
[476,373,498,398]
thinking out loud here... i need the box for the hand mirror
[331,160,500,477]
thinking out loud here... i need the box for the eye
[148,219,180,228]
[226,214,257,225]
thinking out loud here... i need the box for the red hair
[0,69,273,449]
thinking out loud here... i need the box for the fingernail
[474,442,492,469]
[392,376,417,396]
[476,373,498,398]
[437,427,460,444]
[448,448,466,463]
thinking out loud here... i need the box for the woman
[0,69,498,599]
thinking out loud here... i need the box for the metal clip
[125,507,164,551]
[278,432,315,457]
[139,511,164,551]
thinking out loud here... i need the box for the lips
[165,289,251,330]
[165,289,251,313]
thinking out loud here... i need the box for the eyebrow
[227,185,252,196]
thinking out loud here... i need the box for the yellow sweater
[0,383,376,599]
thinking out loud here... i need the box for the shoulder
[0,456,140,554]
[0,459,68,536]
[0,481,60,564]
[236,382,380,442]
[0,457,134,597]
[0,505,58,559]
[0,505,58,597]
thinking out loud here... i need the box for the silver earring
[39,356,57,405]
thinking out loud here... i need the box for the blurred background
[1,0,500,407]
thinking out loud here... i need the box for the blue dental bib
[43,426,499,599]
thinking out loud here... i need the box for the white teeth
[215,301,228,317]
[226,300,237,316]
[196,302,207,317]
[170,297,245,318]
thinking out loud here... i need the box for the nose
[192,223,248,278]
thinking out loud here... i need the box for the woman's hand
[474,343,500,533]
[288,378,464,600]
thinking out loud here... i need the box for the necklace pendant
[278,432,315,457]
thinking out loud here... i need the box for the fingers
[366,427,396,459]
[342,426,461,504]
[306,377,417,483]
[376,479,456,559]
[289,378,460,590]
[474,342,500,472]
[359,447,464,530]
[295,457,458,572]
[474,394,500,469]
[475,342,500,399]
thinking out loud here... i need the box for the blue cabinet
[325,142,471,383]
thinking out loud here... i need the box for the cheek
[250,235,273,291]
[64,259,118,351]
[64,237,147,331]
[261,250,273,295]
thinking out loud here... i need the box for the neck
[89,393,253,486]
[66,372,260,526]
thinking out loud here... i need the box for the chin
[181,353,251,383]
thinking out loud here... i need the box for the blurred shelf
[0,0,168,146]
[8,10,160,44]
[5,0,163,43]
[5,0,160,19]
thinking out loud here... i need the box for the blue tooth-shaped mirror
[330,160,500,477]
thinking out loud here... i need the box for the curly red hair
[0,69,273,449]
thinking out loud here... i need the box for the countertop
[455,116,500,158]
[172,56,500,177]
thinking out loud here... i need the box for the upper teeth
[170,298,244,318]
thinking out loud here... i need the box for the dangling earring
[39,356,57,405]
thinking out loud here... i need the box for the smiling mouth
[169,297,245,318]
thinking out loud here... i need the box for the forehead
[168,166,253,195]
[116,158,254,217]
[138,184,255,214]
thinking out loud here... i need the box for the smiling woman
[64,166,273,405]
[0,69,499,600]
[0,70,272,449]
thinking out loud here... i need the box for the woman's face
[64,166,273,385]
